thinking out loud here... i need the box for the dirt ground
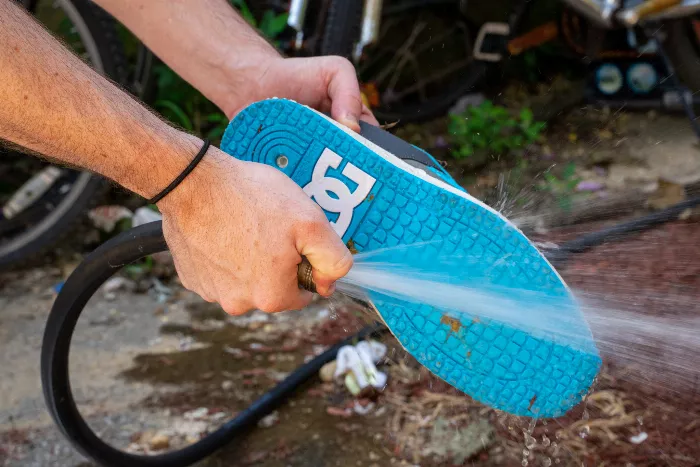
[1,111,699,466]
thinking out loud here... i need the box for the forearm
[93,0,280,117]
[0,0,201,198]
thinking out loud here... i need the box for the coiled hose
[41,196,700,466]
[40,221,384,466]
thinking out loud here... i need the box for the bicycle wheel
[0,0,126,268]
[321,0,489,123]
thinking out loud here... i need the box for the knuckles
[255,295,287,314]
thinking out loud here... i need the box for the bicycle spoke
[373,21,427,87]
[385,58,473,103]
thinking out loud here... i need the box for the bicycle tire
[320,0,364,57]
[0,0,127,269]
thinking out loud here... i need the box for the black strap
[148,139,210,205]
[358,120,442,171]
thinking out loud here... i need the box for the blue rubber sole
[221,98,601,418]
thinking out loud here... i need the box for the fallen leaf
[326,406,353,418]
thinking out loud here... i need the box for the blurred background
[1,0,699,465]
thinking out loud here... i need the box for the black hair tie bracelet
[148,138,210,205]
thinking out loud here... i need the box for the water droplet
[522,460,529,467]
[637,415,644,426]
[528,418,537,433]
[524,431,537,450]
[582,409,590,421]
[542,434,551,447]
[543,458,552,467]
[579,425,590,438]
[551,442,560,457]
[555,459,561,464]
[523,448,530,456]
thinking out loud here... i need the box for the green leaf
[206,124,227,141]
[206,113,229,123]
[230,0,257,26]
[266,13,289,38]
[562,162,577,180]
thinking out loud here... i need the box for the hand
[157,146,353,315]
[222,56,379,132]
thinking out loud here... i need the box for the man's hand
[1,0,363,315]
[157,149,353,315]
[93,0,379,132]
[223,56,379,133]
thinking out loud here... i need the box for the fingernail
[328,282,337,295]
[340,114,360,132]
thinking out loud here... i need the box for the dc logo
[303,148,376,237]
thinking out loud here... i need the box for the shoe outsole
[221,98,601,418]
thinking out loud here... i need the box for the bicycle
[1,0,310,268]
[0,0,130,268]
[323,0,700,123]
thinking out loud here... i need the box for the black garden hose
[40,221,385,467]
[41,194,700,466]
[546,195,700,267]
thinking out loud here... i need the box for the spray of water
[334,245,700,393]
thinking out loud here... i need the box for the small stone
[326,406,353,418]
[258,411,279,428]
[184,407,208,420]
[221,380,234,390]
[173,420,208,438]
[319,361,337,383]
[148,433,170,451]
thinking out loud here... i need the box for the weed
[150,0,288,142]
[448,101,546,162]
[538,162,580,211]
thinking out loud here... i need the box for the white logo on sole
[303,148,376,237]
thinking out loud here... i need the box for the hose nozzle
[297,257,316,293]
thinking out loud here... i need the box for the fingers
[295,216,353,297]
[324,56,364,133]
[253,260,315,313]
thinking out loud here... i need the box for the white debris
[448,93,486,115]
[183,407,208,420]
[132,207,163,227]
[334,340,388,394]
[353,400,376,415]
[258,411,279,428]
[172,420,208,439]
[221,380,234,390]
[630,432,648,444]
[223,346,246,357]
[88,205,133,232]
[102,277,135,300]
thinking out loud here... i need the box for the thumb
[297,218,353,297]
[324,57,363,133]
